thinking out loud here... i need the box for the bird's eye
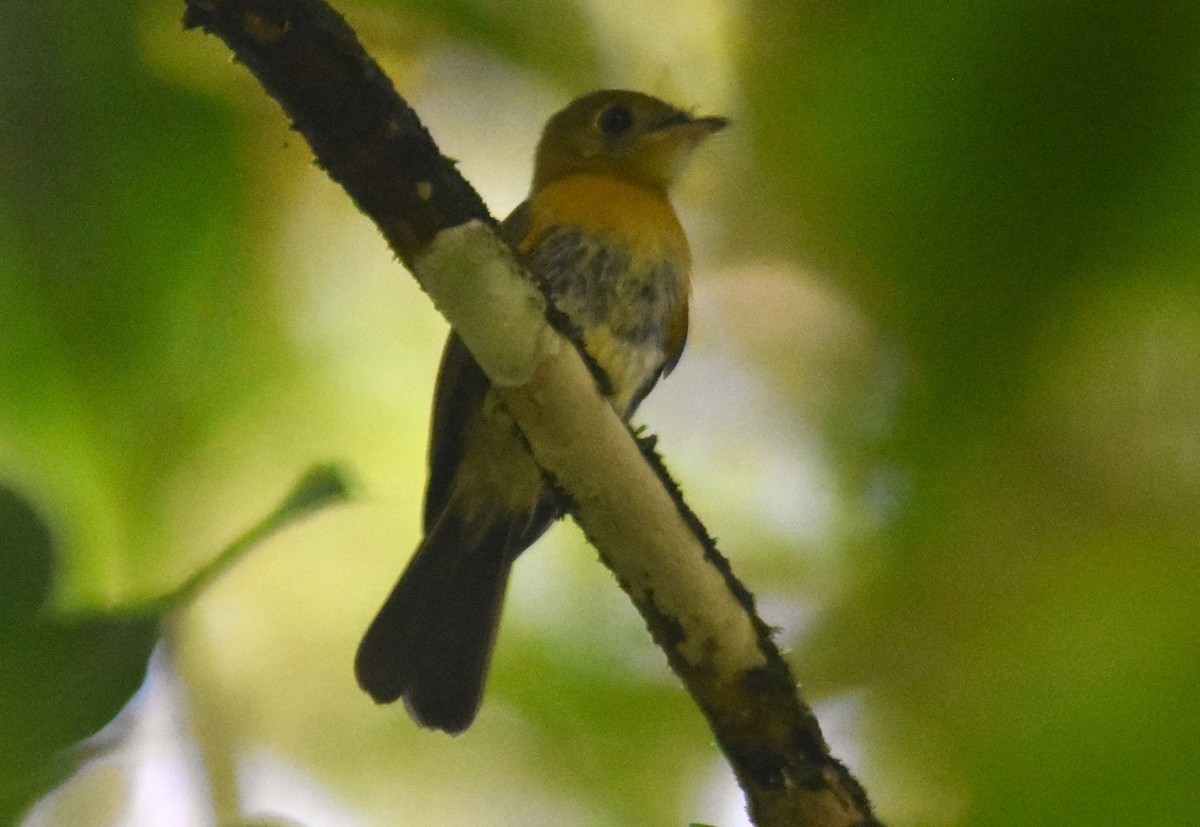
[597,105,634,137]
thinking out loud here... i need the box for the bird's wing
[422,203,533,531]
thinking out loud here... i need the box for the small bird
[355,90,726,733]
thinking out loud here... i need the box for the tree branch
[181,1,882,824]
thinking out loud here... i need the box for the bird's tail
[354,508,519,734]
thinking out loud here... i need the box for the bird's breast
[519,175,691,415]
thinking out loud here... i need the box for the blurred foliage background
[2,0,1198,825]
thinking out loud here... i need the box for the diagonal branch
[182,1,882,824]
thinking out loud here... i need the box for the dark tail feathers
[355,512,516,734]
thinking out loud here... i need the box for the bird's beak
[689,115,730,135]
[638,110,728,188]
[655,112,729,143]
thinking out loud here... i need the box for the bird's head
[532,90,727,193]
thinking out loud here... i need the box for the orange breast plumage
[516,173,692,414]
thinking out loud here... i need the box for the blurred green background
[3,0,1198,825]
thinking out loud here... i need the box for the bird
[355,90,727,734]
